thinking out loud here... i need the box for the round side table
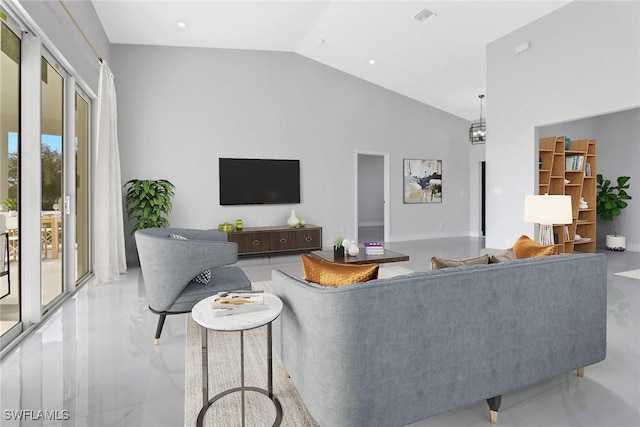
[191,292,283,427]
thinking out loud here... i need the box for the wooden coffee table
[310,248,409,265]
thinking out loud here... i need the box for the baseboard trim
[358,222,384,228]
[388,231,478,242]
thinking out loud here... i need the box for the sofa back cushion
[301,254,379,287]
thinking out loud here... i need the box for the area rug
[184,266,412,426]
[184,308,318,427]
[614,269,640,280]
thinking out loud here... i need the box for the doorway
[481,161,486,237]
[356,152,390,243]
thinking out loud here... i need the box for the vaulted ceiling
[92,0,570,120]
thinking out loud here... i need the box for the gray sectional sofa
[271,252,607,427]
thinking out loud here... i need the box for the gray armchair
[135,227,251,344]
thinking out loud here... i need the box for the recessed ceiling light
[177,22,186,28]
[369,59,376,65]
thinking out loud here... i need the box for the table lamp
[523,195,573,245]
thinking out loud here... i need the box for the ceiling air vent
[414,8,437,22]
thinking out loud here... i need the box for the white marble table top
[191,292,283,332]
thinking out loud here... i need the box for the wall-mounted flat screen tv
[219,158,301,205]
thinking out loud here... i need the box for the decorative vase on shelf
[235,219,243,231]
[333,246,345,258]
[287,209,299,228]
[299,214,306,227]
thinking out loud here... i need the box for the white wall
[486,0,640,250]
[539,108,640,251]
[112,45,472,262]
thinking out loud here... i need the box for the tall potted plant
[124,179,175,233]
[596,174,632,251]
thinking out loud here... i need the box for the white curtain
[94,61,126,283]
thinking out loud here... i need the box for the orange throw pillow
[301,254,379,287]
[513,235,559,259]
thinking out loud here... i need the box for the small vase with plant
[596,174,632,251]
[333,234,345,258]
[2,197,17,216]
[124,179,175,234]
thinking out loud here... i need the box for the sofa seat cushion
[430,254,489,270]
[301,254,379,287]
[513,235,559,259]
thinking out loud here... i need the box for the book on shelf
[211,290,266,316]
[585,163,591,177]
[363,241,384,255]
[565,155,584,171]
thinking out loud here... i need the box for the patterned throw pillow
[168,233,212,284]
[430,254,489,270]
[512,235,559,259]
[300,254,378,287]
[193,269,212,285]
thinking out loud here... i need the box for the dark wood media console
[226,224,322,257]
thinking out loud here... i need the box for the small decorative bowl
[218,223,235,232]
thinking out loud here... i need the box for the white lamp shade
[523,195,573,225]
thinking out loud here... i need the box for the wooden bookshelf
[538,137,596,253]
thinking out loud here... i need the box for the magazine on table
[211,290,266,316]
[363,241,384,254]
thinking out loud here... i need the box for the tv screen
[219,158,301,205]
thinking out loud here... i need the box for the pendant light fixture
[469,94,486,144]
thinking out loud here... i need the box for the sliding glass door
[0,21,21,338]
[41,55,64,308]
[1,5,94,350]
[75,91,90,281]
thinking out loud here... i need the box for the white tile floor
[0,236,639,427]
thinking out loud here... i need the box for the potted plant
[333,234,345,258]
[596,174,632,251]
[2,197,17,216]
[124,179,175,234]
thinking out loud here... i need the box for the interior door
[357,153,385,243]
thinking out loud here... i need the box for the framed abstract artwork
[403,159,442,204]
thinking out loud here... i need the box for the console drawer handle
[305,237,312,242]
[280,238,287,244]
[252,240,260,246]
